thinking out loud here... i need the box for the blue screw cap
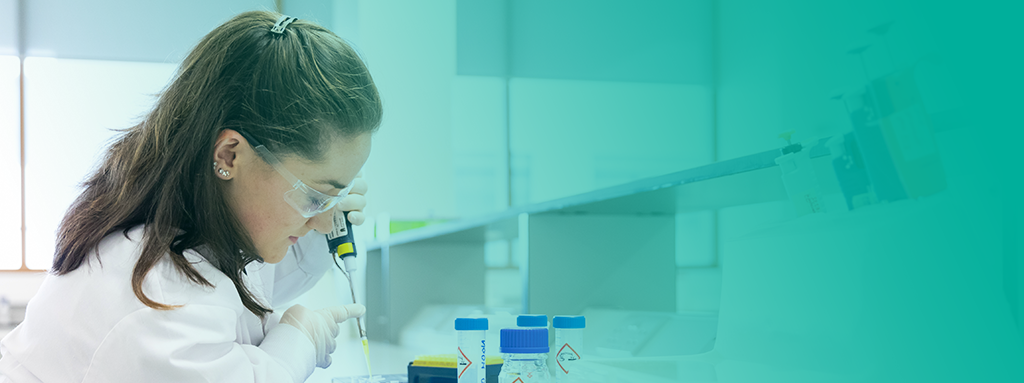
[455,318,488,331]
[500,328,549,354]
[516,314,547,327]
[553,315,586,329]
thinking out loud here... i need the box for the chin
[263,256,284,264]
[266,251,288,264]
[258,246,289,264]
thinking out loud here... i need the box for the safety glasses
[238,130,352,218]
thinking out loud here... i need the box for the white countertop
[307,340,425,383]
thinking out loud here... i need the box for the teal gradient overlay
[708,1,1023,381]
[451,0,1022,381]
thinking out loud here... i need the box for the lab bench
[308,339,421,383]
[348,124,1012,382]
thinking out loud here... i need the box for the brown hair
[51,11,382,317]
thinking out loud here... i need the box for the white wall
[353,0,461,221]
[349,0,718,221]
[23,0,276,62]
[0,0,16,56]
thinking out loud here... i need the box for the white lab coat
[0,225,335,382]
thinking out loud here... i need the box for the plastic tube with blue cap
[517,314,548,328]
[552,316,585,381]
[455,318,488,383]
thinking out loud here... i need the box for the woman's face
[216,130,372,263]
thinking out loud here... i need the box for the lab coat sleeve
[271,232,334,306]
[82,305,315,383]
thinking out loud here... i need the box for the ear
[213,129,246,179]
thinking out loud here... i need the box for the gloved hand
[337,175,368,225]
[279,303,366,368]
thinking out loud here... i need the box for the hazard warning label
[556,343,581,374]
[457,347,473,378]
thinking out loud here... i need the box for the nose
[307,209,335,234]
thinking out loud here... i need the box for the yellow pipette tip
[361,337,371,376]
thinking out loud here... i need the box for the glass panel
[451,76,509,216]
[23,58,176,270]
[498,0,715,205]
[0,56,21,270]
[510,79,713,205]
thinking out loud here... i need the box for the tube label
[458,346,474,379]
[479,339,486,383]
[556,343,581,374]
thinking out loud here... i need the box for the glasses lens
[283,183,353,218]
[284,188,318,218]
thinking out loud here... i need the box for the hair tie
[271,15,298,34]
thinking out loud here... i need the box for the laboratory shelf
[364,137,830,251]
[362,137,833,344]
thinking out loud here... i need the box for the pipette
[345,267,371,378]
[328,210,372,378]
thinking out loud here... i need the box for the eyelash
[306,196,327,210]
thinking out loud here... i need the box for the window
[0,56,21,270]
[17,58,175,270]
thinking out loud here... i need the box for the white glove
[337,175,368,225]
[279,303,366,368]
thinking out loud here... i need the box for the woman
[0,11,381,382]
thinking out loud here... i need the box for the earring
[214,161,230,178]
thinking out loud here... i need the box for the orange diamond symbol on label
[556,343,581,374]
[512,378,524,383]
[457,347,473,378]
